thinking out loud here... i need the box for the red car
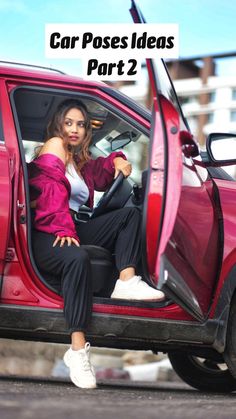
[1,1,236,392]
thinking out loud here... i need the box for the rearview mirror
[111,131,135,151]
[206,133,236,165]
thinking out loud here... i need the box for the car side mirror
[111,131,135,151]
[206,133,236,165]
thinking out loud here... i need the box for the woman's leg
[32,230,96,388]
[71,331,86,350]
[32,230,93,333]
[119,267,135,281]
[78,207,141,271]
[77,207,165,301]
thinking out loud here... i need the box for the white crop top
[65,163,89,212]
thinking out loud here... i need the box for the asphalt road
[0,376,236,419]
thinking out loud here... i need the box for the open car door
[130,0,220,321]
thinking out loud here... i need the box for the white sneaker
[110,275,165,301]
[63,342,97,389]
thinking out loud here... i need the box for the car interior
[11,87,169,307]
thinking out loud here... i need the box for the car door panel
[130,0,219,320]
[0,80,16,297]
[159,168,219,318]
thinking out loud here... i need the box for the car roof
[0,61,106,88]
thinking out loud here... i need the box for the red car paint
[0,60,233,325]
[1,0,236,392]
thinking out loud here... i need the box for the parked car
[1,0,236,392]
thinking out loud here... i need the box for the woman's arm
[87,151,128,191]
[28,151,79,245]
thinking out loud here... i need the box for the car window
[95,130,149,185]
[23,140,43,162]
[12,88,150,187]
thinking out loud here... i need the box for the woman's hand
[113,157,132,178]
[53,236,80,247]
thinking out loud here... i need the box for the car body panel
[0,303,221,354]
[0,79,15,287]
[209,178,236,317]
[0,64,201,327]
[130,0,220,321]
[0,146,11,280]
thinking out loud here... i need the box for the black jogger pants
[32,207,141,333]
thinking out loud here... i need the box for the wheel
[168,351,236,392]
[224,293,236,378]
[91,172,124,218]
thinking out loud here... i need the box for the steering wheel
[91,172,125,218]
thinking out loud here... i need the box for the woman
[28,99,165,389]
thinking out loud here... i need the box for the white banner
[45,23,179,80]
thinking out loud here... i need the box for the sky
[0,0,236,76]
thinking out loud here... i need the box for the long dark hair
[36,99,92,168]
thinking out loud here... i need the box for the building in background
[167,52,236,146]
[115,52,236,148]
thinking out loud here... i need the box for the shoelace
[78,345,92,372]
[79,353,91,371]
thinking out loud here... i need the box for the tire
[168,351,236,393]
[224,293,236,378]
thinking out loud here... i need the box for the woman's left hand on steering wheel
[113,157,132,178]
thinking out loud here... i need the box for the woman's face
[63,107,86,147]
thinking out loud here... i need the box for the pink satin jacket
[28,151,126,241]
